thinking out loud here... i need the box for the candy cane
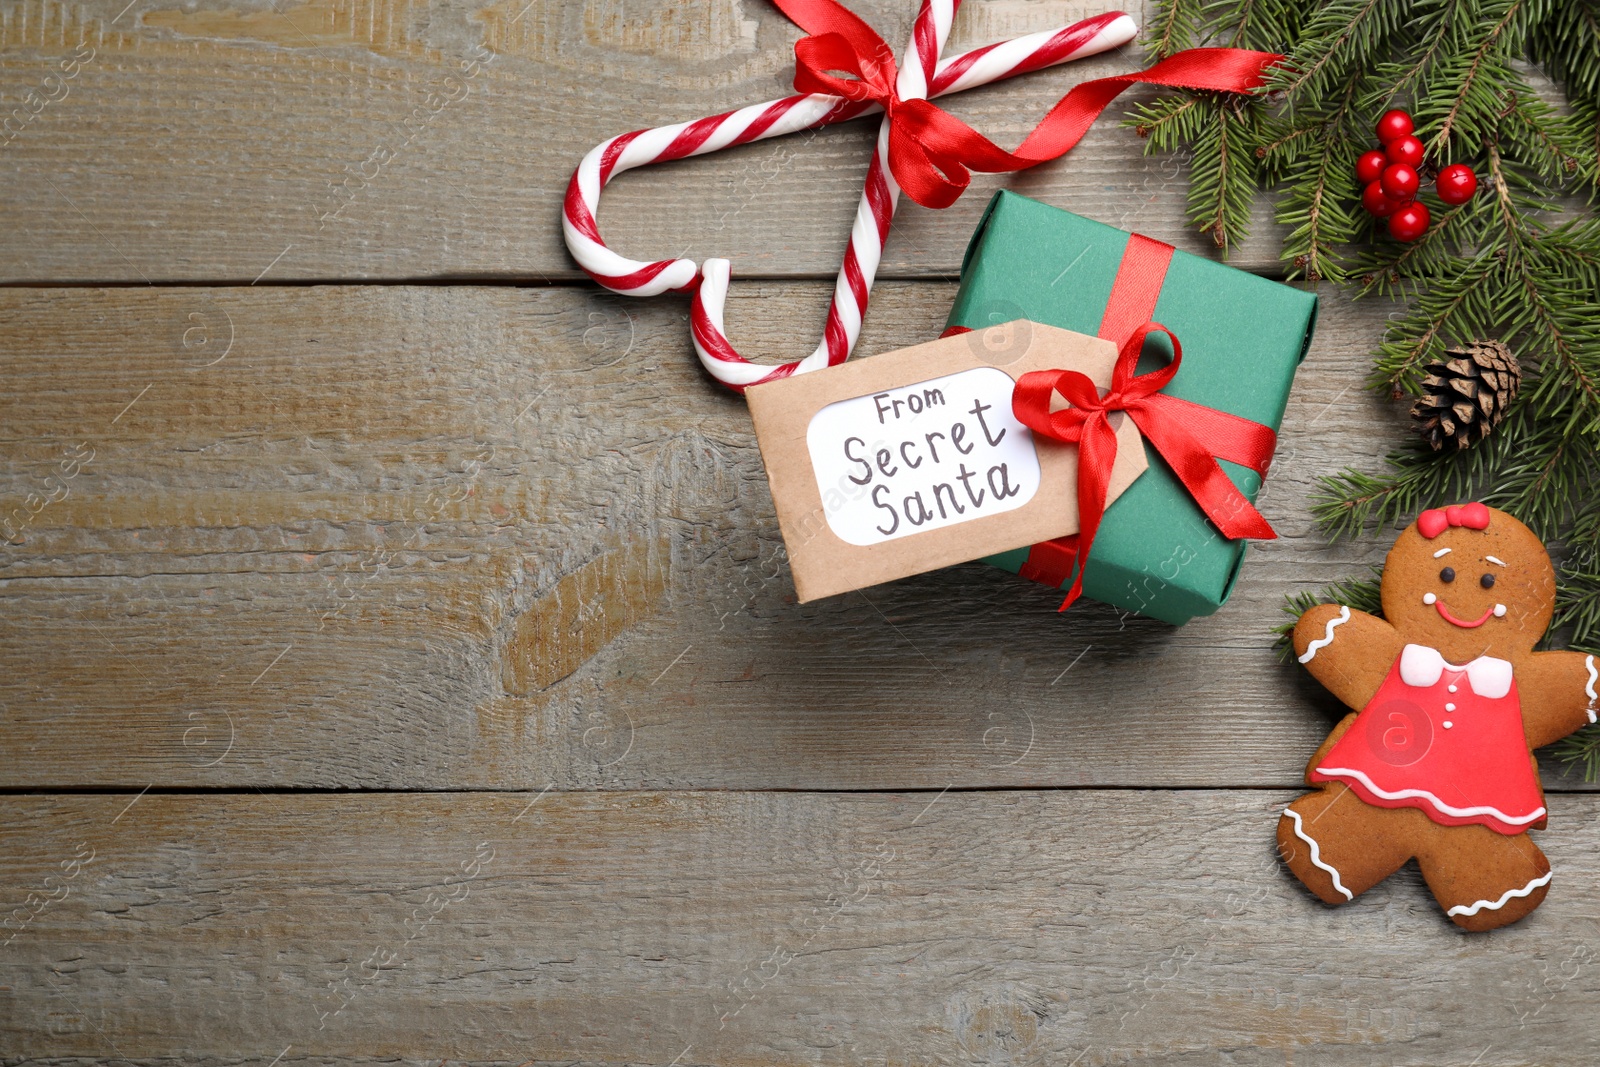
[695,0,957,389]
[564,12,1133,297]
[562,7,1139,388]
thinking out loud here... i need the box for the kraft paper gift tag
[746,321,1147,602]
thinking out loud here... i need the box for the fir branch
[1355,199,1474,296]
[1269,71,1365,281]
[1272,0,1407,101]
[1368,251,1499,391]
[1495,88,1589,184]
[1423,0,1532,159]
[1254,122,1317,166]
[1482,143,1600,420]
[1271,570,1384,657]
[1527,0,1600,106]
[1147,0,1211,60]
[1225,0,1301,52]
[1310,400,1531,538]
[1556,729,1600,784]
[1369,0,1454,105]
[1187,98,1261,252]
[1125,94,1206,149]
[1132,0,1600,777]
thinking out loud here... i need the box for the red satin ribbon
[1013,325,1277,611]
[775,0,1283,209]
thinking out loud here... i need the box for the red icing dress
[1310,644,1545,836]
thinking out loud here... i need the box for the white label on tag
[803,367,1042,547]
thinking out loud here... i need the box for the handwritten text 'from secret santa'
[804,367,1041,546]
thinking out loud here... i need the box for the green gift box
[946,191,1318,625]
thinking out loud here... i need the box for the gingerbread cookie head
[1379,503,1555,662]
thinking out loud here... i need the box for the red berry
[1381,163,1420,201]
[1376,109,1413,143]
[1356,149,1388,184]
[1436,163,1479,204]
[1386,135,1425,167]
[1389,201,1431,242]
[1362,180,1400,218]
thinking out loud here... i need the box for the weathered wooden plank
[0,0,1296,283]
[3,790,1599,1063]
[3,282,1594,790]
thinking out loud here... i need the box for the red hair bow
[1416,502,1491,539]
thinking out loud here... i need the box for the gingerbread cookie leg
[1277,783,1414,905]
[1415,825,1552,932]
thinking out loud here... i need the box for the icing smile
[1434,600,1494,628]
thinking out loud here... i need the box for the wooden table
[3,0,1597,1062]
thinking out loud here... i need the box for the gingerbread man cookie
[1280,503,1598,931]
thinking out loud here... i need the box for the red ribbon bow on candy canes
[564,0,1281,390]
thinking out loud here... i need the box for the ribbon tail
[1013,48,1281,163]
[895,48,1281,203]
[1019,536,1080,588]
[1057,420,1118,612]
[1145,394,1278,476]
[1129,405,1276,541]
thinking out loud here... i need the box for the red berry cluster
[1357,109,1478,242]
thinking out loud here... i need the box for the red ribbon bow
[1417,502,1491,539]
[1012,324,1278,612]
[777,0,1282,209]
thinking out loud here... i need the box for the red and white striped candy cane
[563,11,1133,298]
[695,0,958,389]
[561,6,1138,389]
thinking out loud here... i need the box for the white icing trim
[1423,592,1437,605]
[1433,547,1453,558]
[1299,606,1351,664]
[1446,871,1552,917]
[1493,603,1507,617]
[1485,555,1506,566]
[1313,766,1547,826]
[1584,655,1597,725]
[1283,808,1353,901]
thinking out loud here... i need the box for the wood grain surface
[0,0,1297,283]
[4,789,1600,1065]
[8,0,1600,1058]
[13,280,1590,793]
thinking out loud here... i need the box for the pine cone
[1410,340,1521,451]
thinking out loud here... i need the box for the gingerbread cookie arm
[1517,649,1600,750]
[1292,605,1403,712]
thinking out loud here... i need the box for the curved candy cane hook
[693,8,1136,391]
[561,6,1139,388]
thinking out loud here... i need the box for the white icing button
[1423,592,1437,605]
[1443,721,1454,729]
[1494,603,1507,617]
[1445,703,1456,712]
[1448,684,1458,692]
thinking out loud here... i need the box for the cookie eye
[1439,567,1456,583]
[1481,572,1496,589]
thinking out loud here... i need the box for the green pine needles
[1128,0,1600,774]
